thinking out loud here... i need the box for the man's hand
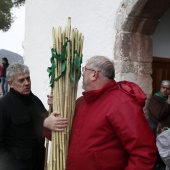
[43,111,68,131]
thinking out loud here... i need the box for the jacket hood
[82,80,117,103]
[117,80,146,108]
[82,80,146,108]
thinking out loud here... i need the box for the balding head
[160,80,170,97]
[161,80,170,88]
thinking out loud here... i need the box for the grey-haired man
[148,80,170,170]
[148,80,170,133]
[0,63,68,170]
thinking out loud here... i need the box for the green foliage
[0,0,25,32]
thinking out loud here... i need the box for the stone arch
[114,0,170,116]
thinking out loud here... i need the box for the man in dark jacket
[148,80,170,170]
[148,80,170,131]
[0,63,68,170]
[1,57,9,96]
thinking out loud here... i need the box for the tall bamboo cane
[44,26,56,170]
[46,17,84,170]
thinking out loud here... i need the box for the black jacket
[1,63,9,77]
[0,88,48,169]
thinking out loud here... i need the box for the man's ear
[8,81,13,87]
[91,71,99,81]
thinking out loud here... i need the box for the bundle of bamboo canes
[46,17,84,170]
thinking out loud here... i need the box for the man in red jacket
[66,55,157,170]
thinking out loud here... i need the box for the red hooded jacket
[67,80,157,170]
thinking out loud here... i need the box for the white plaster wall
[24,0,120,107]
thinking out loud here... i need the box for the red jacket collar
[82,80,117,103]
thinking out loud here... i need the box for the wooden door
[152,57,170,94]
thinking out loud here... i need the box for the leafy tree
[0,0,25,32]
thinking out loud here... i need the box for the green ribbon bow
[47,38,82,87]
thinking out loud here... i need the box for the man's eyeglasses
[82,66,101,73]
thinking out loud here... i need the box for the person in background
[148,80,170,133]
[1,57,9,96]
[0,64,2,78]
[48,55,157,170]
[0,62,68,170]
[0,64,2,91]
[148,80,170,170]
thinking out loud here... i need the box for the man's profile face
[82,64,93,91]
[160,86,170,97]
[9,73,31,95]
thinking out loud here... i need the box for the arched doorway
[114,0,170,117]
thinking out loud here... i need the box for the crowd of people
[0,55,169,170]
